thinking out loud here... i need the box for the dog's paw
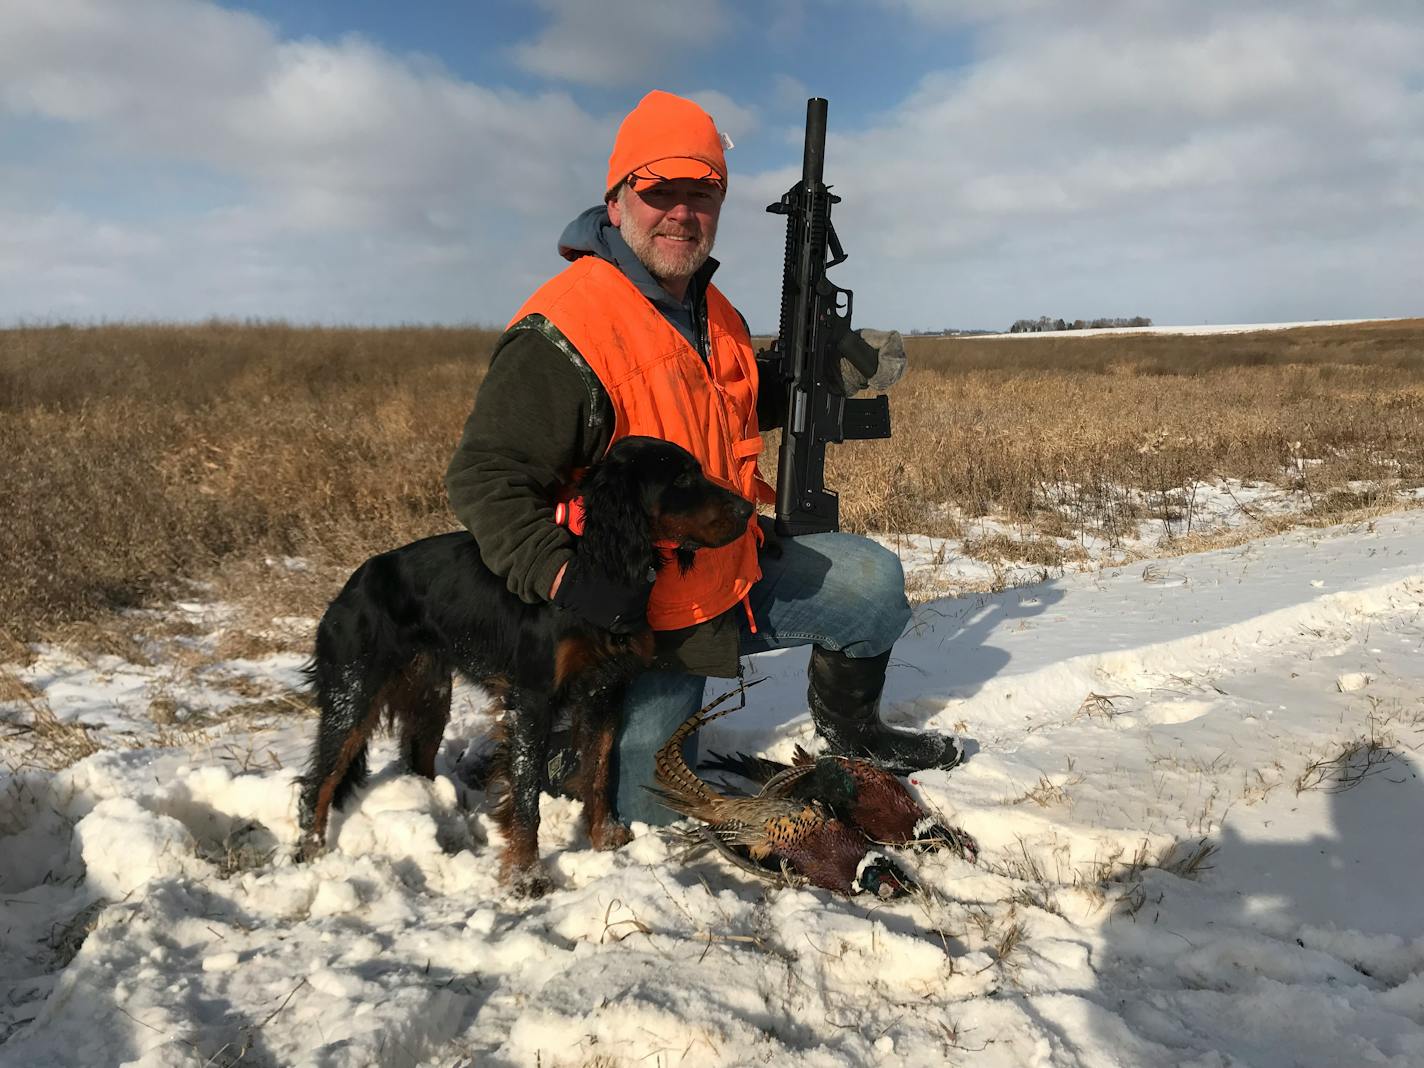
[589,817,633,852]
[508,862,554,899]
[293,832,325,864]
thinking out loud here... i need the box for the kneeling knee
[832,538,911,652]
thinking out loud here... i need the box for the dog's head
[578,436,756,580]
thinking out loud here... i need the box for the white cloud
[510,0,729,88]
[0,0,274,122]
[0,0,1419,330]
[0,0,772,324]
[740,1,1424,329]
[1,1,608,232]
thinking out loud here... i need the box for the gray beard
[619,218,715,289]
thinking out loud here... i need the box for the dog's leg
[494,686,554,898]
[576,693,632,851]
[406,687,451,779]
[395,656,453,779]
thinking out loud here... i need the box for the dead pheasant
[701,746,978,863]
[651,705,916,899]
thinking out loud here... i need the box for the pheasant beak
[855,852,918,899]
[875,868,916,899]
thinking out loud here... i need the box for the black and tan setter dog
[295,436,754,896]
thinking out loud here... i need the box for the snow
[880,477,1424,602]
[3,510,1424,1065]
[969,317,1406,339]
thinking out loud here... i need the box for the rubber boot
[807,647,963,774]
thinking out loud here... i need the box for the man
[446,90,960,827]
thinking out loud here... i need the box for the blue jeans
[613,531,912,825]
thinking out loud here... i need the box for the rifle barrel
[802,98,827,186]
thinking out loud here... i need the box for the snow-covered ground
[968,317,1406,339]
[883,478,1424,601]
[4,510,1424,1066]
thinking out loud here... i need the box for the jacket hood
[556,205,717,320]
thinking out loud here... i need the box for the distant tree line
[1008,316,1152,333]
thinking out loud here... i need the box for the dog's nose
[732,495,755,523]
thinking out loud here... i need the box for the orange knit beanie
[605,91,728,199]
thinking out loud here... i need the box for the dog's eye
[673,473,695,489]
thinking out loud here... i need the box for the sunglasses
[627,163,726,193]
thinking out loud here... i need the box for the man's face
[609,178,723,290]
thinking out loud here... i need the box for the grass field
[3,318,1422,648]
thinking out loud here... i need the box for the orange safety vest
[511,256,775,631]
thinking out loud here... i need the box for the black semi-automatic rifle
[768,97,891,537]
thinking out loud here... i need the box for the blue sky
[3,0,1421,331]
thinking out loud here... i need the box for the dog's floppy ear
[578,446,657,586]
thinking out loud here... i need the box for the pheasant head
[770,810,917,899]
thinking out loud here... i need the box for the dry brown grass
[0,668,39,704]
[4,319,1423,643]
[960,531,1089,568]
[3,321,497,639]
[9,701,102,770]
[829,318,1424,536]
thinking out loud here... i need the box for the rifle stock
[767,98,891,537]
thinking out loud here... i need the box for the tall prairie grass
[826,320,1424,536]
[3,319,1422,641]
[2,323,496,637]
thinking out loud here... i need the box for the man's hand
[832,328,907,396]
[551,556,655,634]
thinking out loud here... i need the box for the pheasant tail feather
[651,704,741,820]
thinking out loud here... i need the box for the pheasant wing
[696,828,806,887]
